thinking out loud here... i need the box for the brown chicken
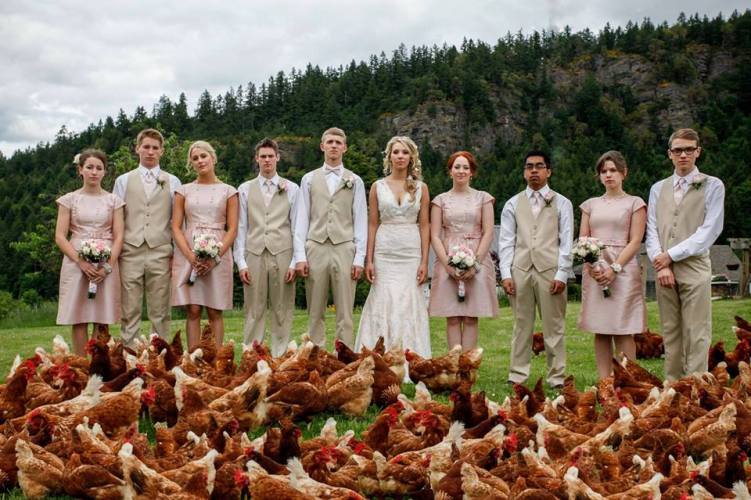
[267,369,328,419]
[263,417,302,464]
[61,452,125,499]
[1,364,35,422]
[15,439,66,498]
[288,457,364,499]
[327,356,375,417]
[405,344,462,391]
[239,460,313,500]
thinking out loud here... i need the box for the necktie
[674,178,686,205]
[144,171,156,198]
[531,192,542,218]
[263,180,274,207]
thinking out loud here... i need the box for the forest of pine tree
[1,11,750,304]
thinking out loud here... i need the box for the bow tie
[325,167,342,176]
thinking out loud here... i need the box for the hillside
[1,11,750,301]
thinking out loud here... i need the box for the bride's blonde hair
[383,136,422,202]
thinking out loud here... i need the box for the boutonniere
[342,176,354,190]
[277,179,288,194]
[543,192,555,207]
[156,175,166,190]
[690,174,706,190]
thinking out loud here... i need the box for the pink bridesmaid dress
[56,191,124,325]
[577,195,647,334]
[428,189,499,318]
[171,182,237,310]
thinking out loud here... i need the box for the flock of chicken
[1,316,751,499]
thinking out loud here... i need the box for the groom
[113,128,181,346]
[294,127,368,347]
[499,151,573,390]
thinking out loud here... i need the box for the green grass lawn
[1,298,750,499]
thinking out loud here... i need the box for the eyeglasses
[524,163,548,170]
[669,146,698,156]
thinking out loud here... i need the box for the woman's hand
[445,264,460,281]
[584,262,595,279]
[595,267,615,287]
[459,267,477,281]
[365,261,376,284]
[416,262,428,284]
[78,260,100,281]
[196,258,217,276]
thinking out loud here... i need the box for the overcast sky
[1,1,746,156]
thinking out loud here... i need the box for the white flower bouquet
[188,234,222,285]
[573,237,611,297]
[78,239,111,299]
[448,244,479,302]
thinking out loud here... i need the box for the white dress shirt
[645,168,725,262]
[498,184,574,283]
[293,164,368,267]
[233,174,301,271]
[112,165,181,202]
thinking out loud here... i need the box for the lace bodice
[376,179,421,224]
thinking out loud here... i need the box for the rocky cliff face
[378,44,737,156]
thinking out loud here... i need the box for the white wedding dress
[356,180,431,379]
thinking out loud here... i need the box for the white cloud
[0,0,747,155]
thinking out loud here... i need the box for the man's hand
[657,267,676,288]
[502,278,515,296]
[351,265,363,281]
[239,269,251,285]
[549,279,566,295]
[284,268,296,283]
[653,252,673,271]
[296,261,309,278]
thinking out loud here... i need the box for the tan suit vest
[245,179,293,255]
[656,178,708,256]
[123,171,172,248]
[306,168,355,245]
[512,192,560,272]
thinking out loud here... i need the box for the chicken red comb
[233,468,250,487]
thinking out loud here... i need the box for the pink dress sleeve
[56,192,74,209]
[175,184,186,197]
[430,192,445,209]
[631,196,646,213]
[480,191,495,205]
[580,198,592,215]
[225,184,238,200]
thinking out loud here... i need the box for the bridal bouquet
[448,244,478,302]
[78,239,111,299]
[573,237,611,297]
[188,234,222,285]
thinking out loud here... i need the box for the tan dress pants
[508,267,567,387]
[656,256,712,380]
[242,248,295,358]
[119,242,172,346]
[305,239,356,347]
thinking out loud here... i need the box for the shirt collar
[257,173,280,186]
[525,184,551,198]
[138,165,161,178]
[673,167,699,186]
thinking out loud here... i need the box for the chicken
[405,344,462,391]
[360,347,401,406]
[61,452,125,499]
[724,339,751,377]
[372,450,430,496]
[119,442,183,499]
[382,344,406,382]
[81,381,143,437]
[688,401,736,456]
[144,378,178,426]
[191,323,218,364]
[385,412,444,457]
[532,331,545,355]
[533,413,589,459]
[266,369,328,419]
[240,460,312,500]
[1,364,35,422]
[263,417,302,464]
[334,338,360,364]
[287,457,364,499]
[634,329,665,359]
[161,448,218,495]
[15,439,65,499]
[173,366,228,410]
[563,466,605,499]
[327,356,375,417]
[449,379,489,427]
[305,445,360,491]
[461,461,510,499]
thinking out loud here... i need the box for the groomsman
[646,128,724,380]
[499,151,573,389]
[113,128,181,346]
[234,138,300,357]
[294,127,367,347]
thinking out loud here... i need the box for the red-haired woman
[429,151,498,350]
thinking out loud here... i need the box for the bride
[356,136,431,376]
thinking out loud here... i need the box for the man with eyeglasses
[499,150,574,390]
[646,128,725,380]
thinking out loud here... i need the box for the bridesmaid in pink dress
[429,151,498,350]
[578,150,647,379]
[171,141,238,349]
[55,150,124,355]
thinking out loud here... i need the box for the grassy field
[1,298,750,499]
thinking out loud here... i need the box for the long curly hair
[383,136,422,202]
